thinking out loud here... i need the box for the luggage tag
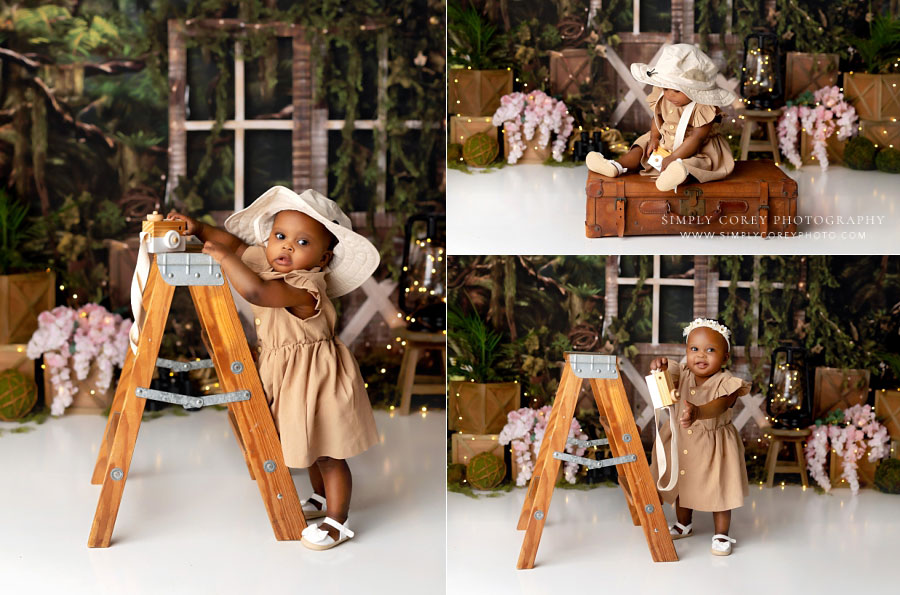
[645,368,681,491]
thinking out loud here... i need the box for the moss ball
[0,369,37,421]
[466,451,506,489]
[447,463,466,485]
[448,143,463,164]
[874,458,900,494]
[876,147,900,173]
[843,136,877,170]
[463,132,499,167]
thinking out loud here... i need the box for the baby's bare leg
[675,496,693,531]
[316,456,352,540]
[713,509,732,537]
[307,463,326,510]
[618,146,644,170]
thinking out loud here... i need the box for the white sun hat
[630,43,736,107]
[224,186,380,298]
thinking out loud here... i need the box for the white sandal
[669,521,693,540]
[301,517,355,551]
[711,534,736,556]
[300,494,327,520]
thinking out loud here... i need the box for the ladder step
[136,387,250,409]
[567,437,609,448]
[553,451,636,469]
[155,358,215,371]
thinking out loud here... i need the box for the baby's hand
[660,155,677,171]
[680,400,698,428]
[202,240,228,262]
[166,211,201,236]
[645,136,660,159]
[650,357,668,372]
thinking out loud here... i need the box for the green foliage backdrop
[1,0,444,303]
[448,255,900,407]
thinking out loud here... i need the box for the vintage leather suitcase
[585,160,798,238]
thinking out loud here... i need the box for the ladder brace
[553,451,637,469]
[136,386,251,409]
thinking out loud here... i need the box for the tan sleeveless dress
[241,245,378,468]
[632,87,735,183]
[649,363,750,512]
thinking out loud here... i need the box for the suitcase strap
[759,181,769,238]
[615,179,626,237]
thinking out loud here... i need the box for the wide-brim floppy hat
[631,43,736,107]
[225,186,380,298]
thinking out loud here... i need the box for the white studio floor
[0,408,445,595]
[447,484,900,595]
[447,163,899,254]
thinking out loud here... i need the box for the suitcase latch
[679,188,704,217]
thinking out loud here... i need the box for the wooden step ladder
[516,352,678,568]
[88,235,305,547]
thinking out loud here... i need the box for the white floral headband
[683,318,731,350]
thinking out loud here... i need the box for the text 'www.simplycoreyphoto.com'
[663,214,887,239]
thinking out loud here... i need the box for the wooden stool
[764,427,811,488]
[737,108,783,161]
[395,328,446,415]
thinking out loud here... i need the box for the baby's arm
[202,242,318,319]
[167,212,249,258]
[645,122,661,159]
[660,123,712,170]
[679,391,739,428]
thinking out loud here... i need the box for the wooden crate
[785,52,839,101]
[450,432,505,465]
[875,389,900,441]
[813,367,870,421]
[449,115,497,147]
[448,380,518,434]
[448,68,513,117]
[549,49,591,98]
[859,119,900,150]
[829,448,879,489]
[0,344,36,377]
[106,237,141,310]
[800,132,846,166]
[844,72,900,121]
[0,271,56,344]
[45,361,115,415]
[503,134,552,164]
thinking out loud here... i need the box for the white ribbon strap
[301,518,354,544]
[672,101,696,152]
[654,404,680,492]
[128,232,152,354]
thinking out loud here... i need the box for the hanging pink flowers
[492,91,575,164]
[27,304,132,416]
[804,403,889,495]
[499,406,587,486]
[777,85,858,171]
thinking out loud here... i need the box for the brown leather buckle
[679,188,704,217]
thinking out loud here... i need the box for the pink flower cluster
[492,91,575,164]
[804,404,889,495]
[499,406,587,486]
[777,85,858,171]
[27,305,132,416]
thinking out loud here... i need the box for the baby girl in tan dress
[168,186,380,551]
[649,318,750,556]
[587,44,735,192]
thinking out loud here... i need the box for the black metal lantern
[766,345,812,429]
[740,31,784,110]
[398,213,445,331]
